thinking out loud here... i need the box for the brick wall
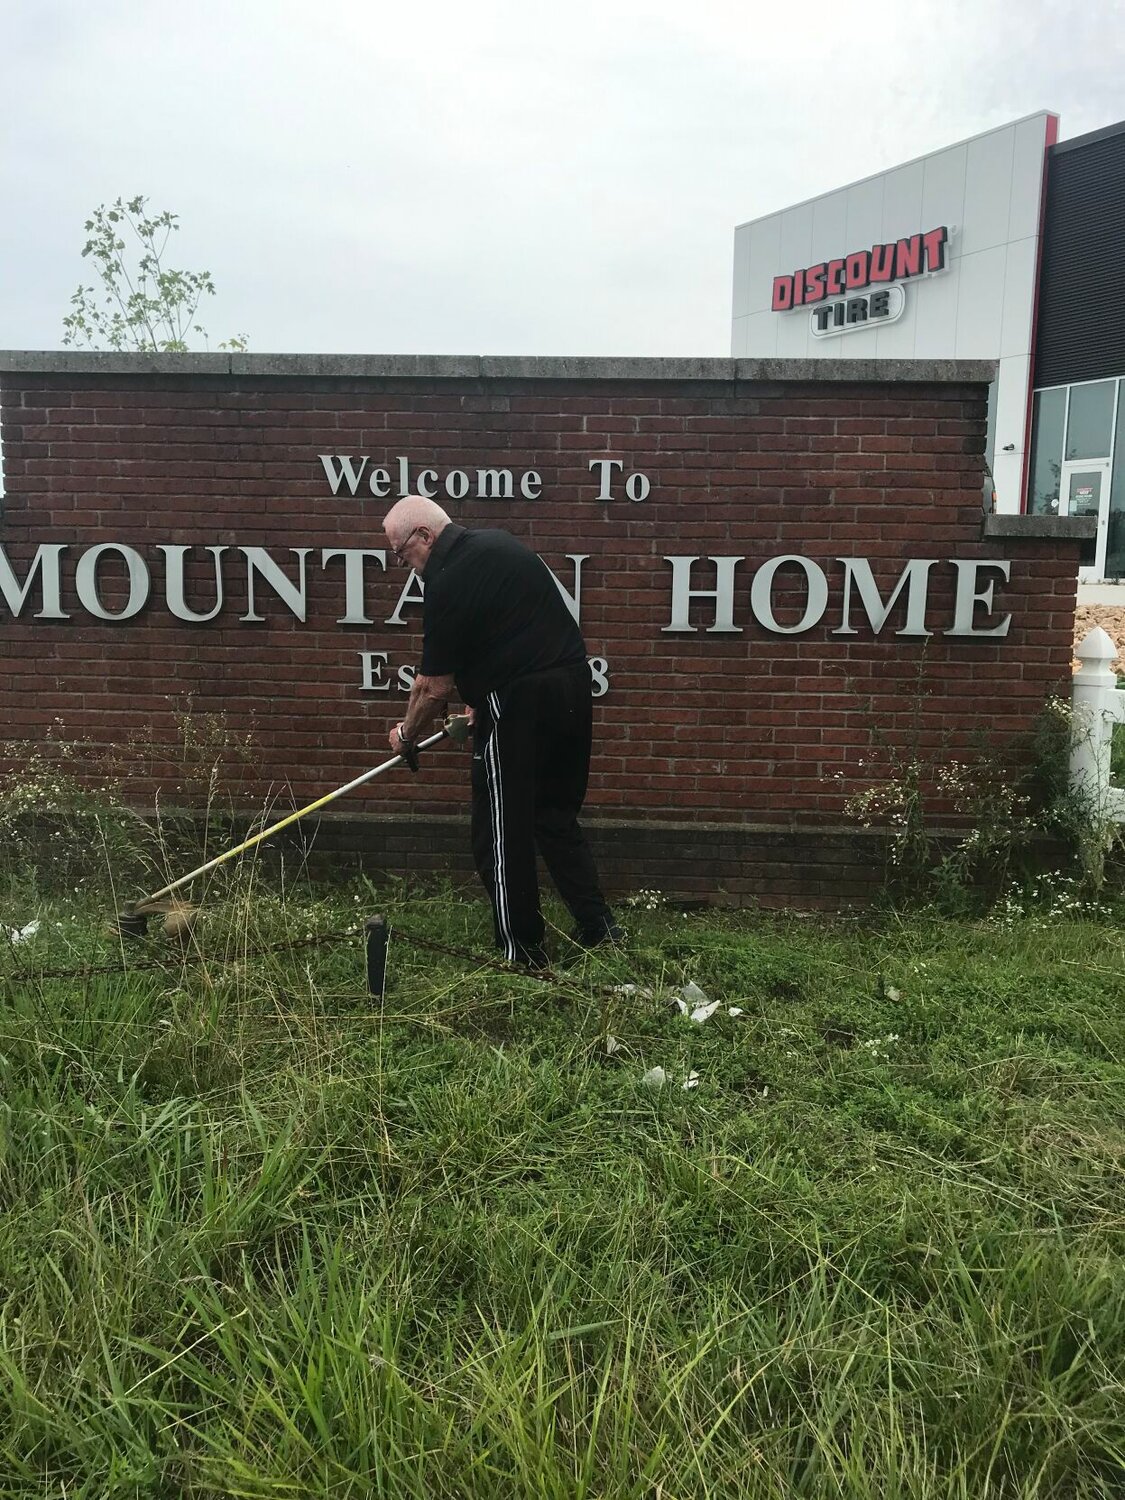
[0,355,1085,905]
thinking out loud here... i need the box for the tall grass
[2,862,1124,1496]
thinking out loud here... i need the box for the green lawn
[2,875,1123,1498]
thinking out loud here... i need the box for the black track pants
[470,661,612,963]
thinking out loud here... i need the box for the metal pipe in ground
[366,916,389,998]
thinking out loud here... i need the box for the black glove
[396,729,420,772]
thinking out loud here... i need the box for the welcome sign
[0,353,1082,903]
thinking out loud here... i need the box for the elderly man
[383,496,620,968]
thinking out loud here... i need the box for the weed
[840,694,1124,909]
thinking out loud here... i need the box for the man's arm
[390,671,455,752]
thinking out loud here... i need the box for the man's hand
[393,671,456,748]
[390,721,420,771]
[388,671,457,767]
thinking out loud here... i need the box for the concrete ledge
[478,356,739,382]
[230,353,483,379]
[983,513,1097,539]
[0,350,234,374]
[732,357,995,384]
[0,350,997,387]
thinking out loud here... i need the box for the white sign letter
[589,459,624,500]
[161,545,227,623]
[547,555,588,624]
[589,657,609,697]
[386,570,425,626]
[75,544,150,621]
[240,548,310,622]
[359,651,391,691]
[833,558,936,637]
[663,556,744,633]
[320,454,369,496]
[946,560,1011,637]
[477,469,514,500]
[321,548,387,624]
[750,555,828,635]
[0,543,68,619]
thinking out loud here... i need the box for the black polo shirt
[419,525,587,707]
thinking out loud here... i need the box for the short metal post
[365,916,389,998]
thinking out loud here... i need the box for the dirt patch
[1074,605,1125,674]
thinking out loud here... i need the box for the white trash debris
[690,1000,721,1024]
[677,981,723,1023]
[7,920,40,944]
[885,986,903,1003]
[728,1007,744,1017]
[612,983,653,998]
[642,1064,702,1091]
[605,1035,621,1055]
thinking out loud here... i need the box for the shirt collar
[422,522,467,581]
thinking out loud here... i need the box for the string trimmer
[112,714,471,939]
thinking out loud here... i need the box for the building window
[1028,387,1065,514]
[1065,379,1115,460]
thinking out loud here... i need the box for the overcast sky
[2,0,1123,358]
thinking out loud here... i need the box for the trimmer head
[106,723,459,945]
[110,899,198,942]
[111,908,152,940]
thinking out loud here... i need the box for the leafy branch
[62,195,247,353]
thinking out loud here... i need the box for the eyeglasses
[391,526,426,564]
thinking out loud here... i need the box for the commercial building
[732,113,1125,598]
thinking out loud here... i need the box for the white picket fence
[1070,628,1125,823]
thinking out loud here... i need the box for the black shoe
[570,920,625,950]
[514,945,551,971]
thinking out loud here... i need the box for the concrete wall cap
[0,350,997,387]
[983,514,1097,539]
[0,350,232,374]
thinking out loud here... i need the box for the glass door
[1060,458,1111,580]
